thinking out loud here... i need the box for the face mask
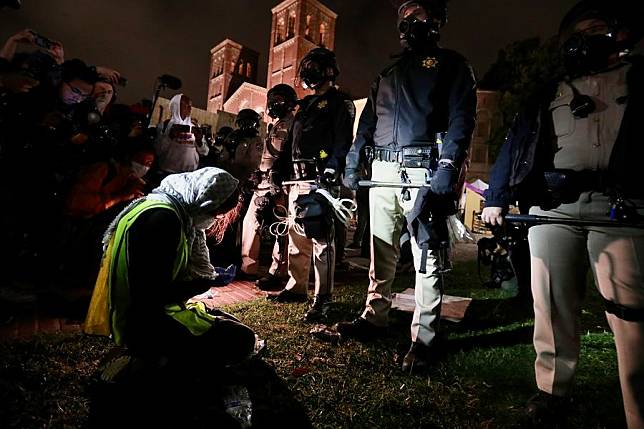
[193,214,216,230]
[131,162,150,178]
[398,15,439,50]
[300,66,326,89]
[561,32,619,77]
[267,100,289,119]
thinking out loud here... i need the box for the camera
[29,31,54,50]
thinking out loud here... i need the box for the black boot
[335,317,385,340]
[401,341,438,374]
[266,288,308,303]
[303,294,332,322]
[255,273,283,291]
[524,390,571,427]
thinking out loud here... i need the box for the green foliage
[480,37,565,160]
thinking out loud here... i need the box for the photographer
[154,93,208,176]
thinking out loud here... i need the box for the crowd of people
[1,0,643,427]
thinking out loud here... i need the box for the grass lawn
[0,256,624,428]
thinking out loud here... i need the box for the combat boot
[303,294,332,322]
[524,390,571,428]
[335,317,385,341]
[255,273,283,291]
[266,288,308,303]
[401,341,438,374]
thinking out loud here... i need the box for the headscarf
[104,167,239,280]
[164,93,194,139]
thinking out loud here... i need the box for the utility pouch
[294,192,334,240]
[401,145,439,171]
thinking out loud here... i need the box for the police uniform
[277,87,355,298]
[240,112,294,276]
[346,48,476,346]
[528,62,644,427]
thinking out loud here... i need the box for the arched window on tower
[275,16,285,45]
[238,62,244,75]
[305,15,312,40]
[287,10,296,39]
[319,22,327,47]
[246,62,252,78]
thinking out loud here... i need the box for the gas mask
[131,162,150,178]
[267,99,290,119]
[397,2,441,50]
[300,65,327,90]
[561,30,623,77]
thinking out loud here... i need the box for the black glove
[431,163,459,196]
[321,168,340,187]
[342,168,361,191]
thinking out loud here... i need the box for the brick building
[206,39,259,113]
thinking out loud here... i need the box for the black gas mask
[561,30,623,77]
[298,48,339,90]
[267,97,290,119]
[397,1,443,50]
[300,63,328,90]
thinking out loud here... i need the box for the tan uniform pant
[361,160,442,346]
[240,188,287,276]
[529,192,644,428]
[284,182,335,296]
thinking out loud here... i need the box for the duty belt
[371,145,438,170]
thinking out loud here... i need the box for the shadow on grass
[87,358,311,429]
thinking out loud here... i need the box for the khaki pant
[361,160,442,346]
[240,188,287,276]
[284,182,335,296]
[529,192,644,428]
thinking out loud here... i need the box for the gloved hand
[321,168,340,186]
[431,161,459,196]
[342,168,361,191]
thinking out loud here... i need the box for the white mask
[131,162,150,178]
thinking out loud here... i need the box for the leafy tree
[480,36,565,160]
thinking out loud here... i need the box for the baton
[505,214,644,228]
[282,179,316,186]
[358,180,431,189]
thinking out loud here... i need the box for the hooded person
[84,167,255,367]
[155,93,209,175]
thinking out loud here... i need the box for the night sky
[0,0,581,106]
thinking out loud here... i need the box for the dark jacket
[485,56,644,209]
[346,47,477,171]
[277,87,355,180]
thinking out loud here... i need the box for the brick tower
[267,0,337,99]
[207,39,259,113]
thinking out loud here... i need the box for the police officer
[482,1,644,426]
[221,108,263,182]
[268,48,355,322]
[240,84,297,288]
[336,0,476,374]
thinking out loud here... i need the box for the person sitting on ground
[84,167,256,368]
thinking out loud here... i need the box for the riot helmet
[235,109,261,132]
[267,83,298,119]
[297,47,339,90]
[559,0,642,77]
[214,126,233,146]
[397,0,447,50]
